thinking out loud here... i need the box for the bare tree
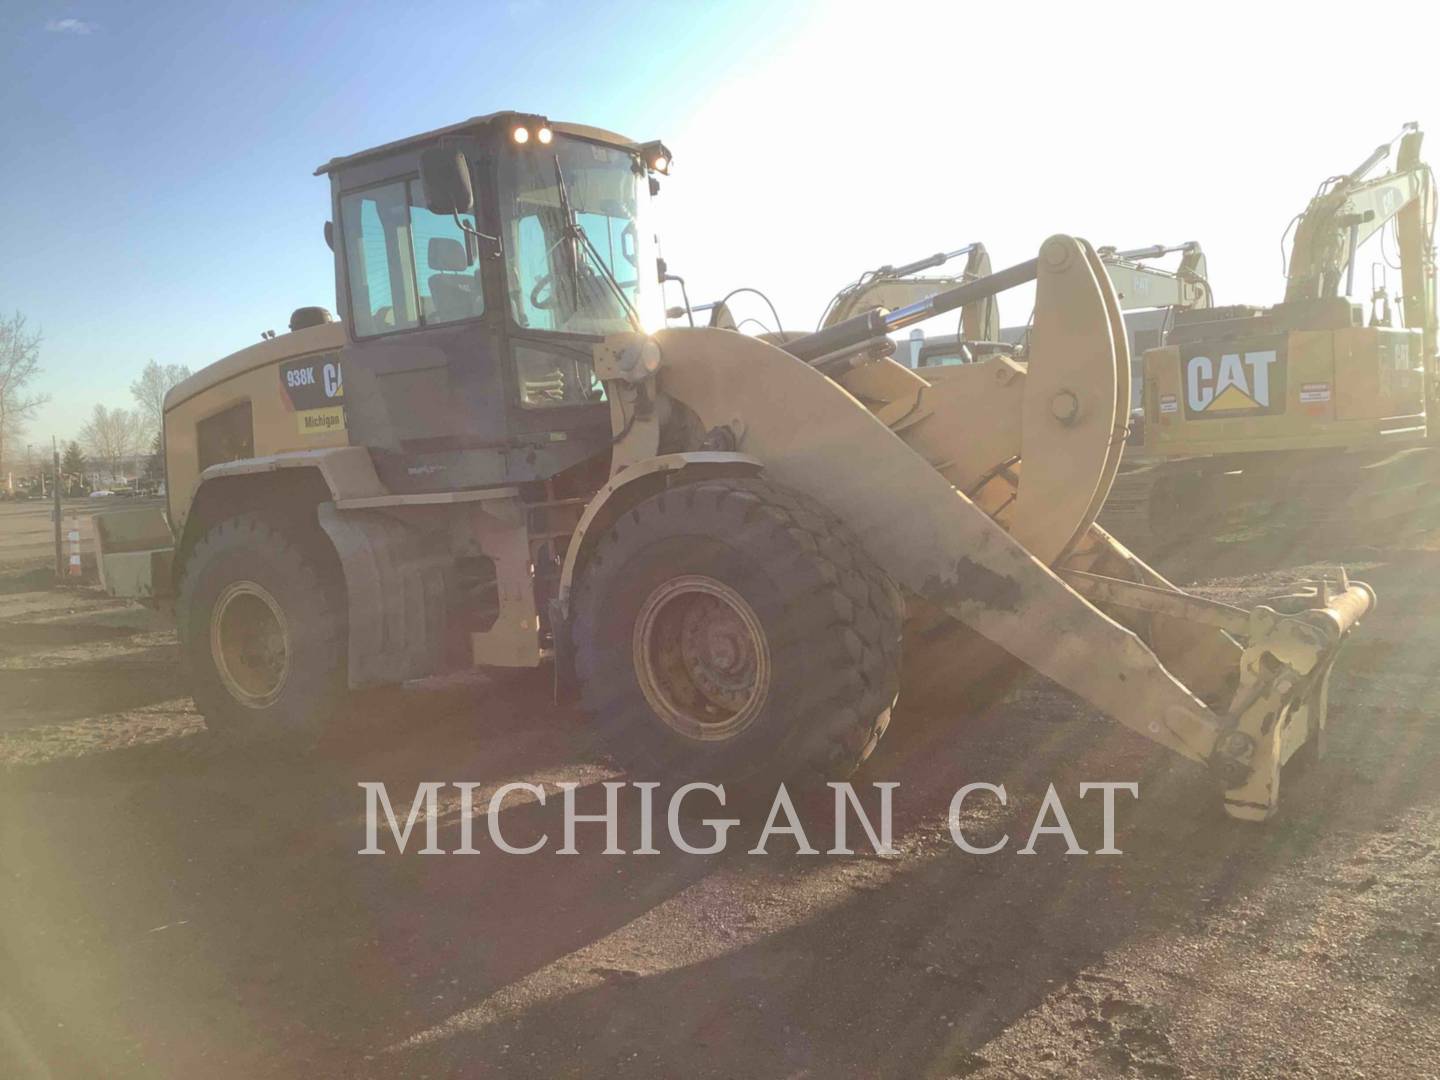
[130,359,191,440]
[79,404,144,483]
[0,312,50,479]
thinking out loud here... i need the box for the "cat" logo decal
[1181,341,1285,419]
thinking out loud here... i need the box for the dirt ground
[1,497,1438,1079]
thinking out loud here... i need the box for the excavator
[93,109,1374,822]
[1101,124,1438,549]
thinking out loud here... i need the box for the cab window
[498,137,652,336]
[341,179,484,337]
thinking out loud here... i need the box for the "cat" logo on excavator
[1182,344,1284,419]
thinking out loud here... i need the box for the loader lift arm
[589,235,1374,820]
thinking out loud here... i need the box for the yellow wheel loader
[96,111,1374,820]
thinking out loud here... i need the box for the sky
[2,0,1437,446]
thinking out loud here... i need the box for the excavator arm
[820,243,1001,341]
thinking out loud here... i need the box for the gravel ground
[1,498,1437,1079]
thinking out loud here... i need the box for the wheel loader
[1101,124,1439,550]
[95,110,1375,821]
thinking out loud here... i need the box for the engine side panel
[164,326,349,535]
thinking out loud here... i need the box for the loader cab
[318,112,666,493]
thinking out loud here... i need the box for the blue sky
[0,0,802,439]
[2,0,1437,442]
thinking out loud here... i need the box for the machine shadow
[0,677,712,1076]
[376,633,1431,1079]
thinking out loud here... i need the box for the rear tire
[570,477,903,791]
[176,512,347,746]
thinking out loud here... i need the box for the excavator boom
[1098,242,1212,312]
[819,243,1002,342]
[1285,124,1436,309]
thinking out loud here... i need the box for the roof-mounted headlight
[638,140,673,174]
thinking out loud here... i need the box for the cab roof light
[638,140,673,175]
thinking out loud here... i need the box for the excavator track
[1098,461,1225,554]
[1097,465,1166,552]
[1279,445,1440,537]
[1100,446,1440,555]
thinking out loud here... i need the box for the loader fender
[178,446,386,534]
[176,445,387,563]
[557,451,764,618]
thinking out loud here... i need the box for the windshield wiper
[552,154,643,332]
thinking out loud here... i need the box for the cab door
[332,158,512,491]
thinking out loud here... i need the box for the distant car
[90,490,115,498]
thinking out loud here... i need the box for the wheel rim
[210,580,292,709]
[632,574,771,741]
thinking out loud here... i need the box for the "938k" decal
[280,353,345,435]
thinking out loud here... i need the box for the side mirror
[323,220,334,252]
[419,147,474,215]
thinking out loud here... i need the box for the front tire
[570,478,903,791]
[176,512,347,745]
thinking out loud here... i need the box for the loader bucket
[94,507,175,601]
[598,235,1375,820]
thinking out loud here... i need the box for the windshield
[498,135,660,336]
